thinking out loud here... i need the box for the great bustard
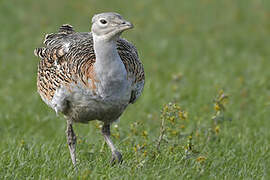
[34,12,145,166]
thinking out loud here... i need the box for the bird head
[91,12,134,41]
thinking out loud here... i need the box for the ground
[0,0,270,179]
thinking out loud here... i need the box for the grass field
[1,0,270,179]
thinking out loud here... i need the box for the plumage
[35,24,144,121]
[34,12,145,165]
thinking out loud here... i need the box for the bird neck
[92,34,127,82]
[93,35,120,64]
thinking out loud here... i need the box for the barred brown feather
[35,24,144,105]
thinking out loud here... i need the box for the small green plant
[156,90,230,161]
[156,102,188,152]
[212,89,229,125]
[210,90,230,139]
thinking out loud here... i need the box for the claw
[111,150,123,165]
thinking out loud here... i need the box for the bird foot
[111,150,123,165]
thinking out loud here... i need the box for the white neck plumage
[92,33,128,96]
[93,35,119,64]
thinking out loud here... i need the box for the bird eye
[100,19,107,24]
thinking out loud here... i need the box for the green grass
[1,0,270,179]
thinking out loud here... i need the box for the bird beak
[120,20,134,31]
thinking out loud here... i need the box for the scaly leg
[66,121,77,167]
[102,124,122,164]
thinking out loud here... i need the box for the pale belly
[47,79,132,123]
[66,95,129,123]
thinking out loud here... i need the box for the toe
[111,150,123,165]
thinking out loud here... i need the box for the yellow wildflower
[169,116,175,122]
[215,125,220,134]
[214,103,221,111]
[142,130,148,138]
[143,151,147,156]
[178,111,188,120]
[196,156,206,163]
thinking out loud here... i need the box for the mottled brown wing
[116,39,145,103]
[34,24,144,104]
[34,24,95,103]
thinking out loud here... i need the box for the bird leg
[102,124,122,164]
[66,121,77,167]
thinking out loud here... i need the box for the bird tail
[34,47,45,59]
